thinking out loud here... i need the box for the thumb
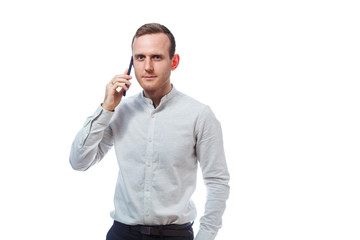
[124,68,129,75]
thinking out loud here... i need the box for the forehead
[132,33,170,55]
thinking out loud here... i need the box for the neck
[144,84,172,108]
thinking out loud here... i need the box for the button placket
[143,112,156,223]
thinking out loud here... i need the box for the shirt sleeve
[69,105,115,171]
[194,106,230,240]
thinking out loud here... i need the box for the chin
[140,82,158,92]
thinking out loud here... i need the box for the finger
[112,75,132,83]
[113,82,130,92]
[119,68,131,79]
[116,86,123,93]
[114,69,131,79]
[111,79,132,88]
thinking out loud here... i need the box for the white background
[1,0,359,239]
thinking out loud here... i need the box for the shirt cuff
[93,104,114,126]
[101,103,115,112]
[195,229,217,240]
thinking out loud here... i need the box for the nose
[145,58,154,72]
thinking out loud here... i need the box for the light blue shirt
[70,87,230,240]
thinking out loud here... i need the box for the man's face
[132,33,174,94]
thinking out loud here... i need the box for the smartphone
[122,56,133,96]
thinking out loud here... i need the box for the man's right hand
[102,69,132,111]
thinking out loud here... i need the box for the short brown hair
[132,23,176,58]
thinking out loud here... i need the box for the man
[70,23,230,240]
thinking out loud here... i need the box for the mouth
[143,75,157,80]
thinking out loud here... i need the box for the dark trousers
[106,221,194,240]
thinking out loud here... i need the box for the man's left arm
[195,106,230,240]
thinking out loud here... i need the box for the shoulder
[173,90,209,113]
[112,92,144,119]
[118,92,143,108]
[172,90,220,131]
[177,91,217,117]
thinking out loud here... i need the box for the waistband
[113,221,193,237]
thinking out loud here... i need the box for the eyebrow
[134,53,166,58]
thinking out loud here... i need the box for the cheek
[133,64,142,78]
[133,62,140,71]
[134,70,142,83]
[159,62,172,75]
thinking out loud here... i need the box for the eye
[153,55,161,60]
[136,55,145,61]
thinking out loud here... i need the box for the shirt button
[148,138,152,143]
[151,115,155,119]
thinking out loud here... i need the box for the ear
[171,54,180,71]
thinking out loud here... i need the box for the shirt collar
[139,85,178,108]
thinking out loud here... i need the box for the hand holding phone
[103,57,133,111]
